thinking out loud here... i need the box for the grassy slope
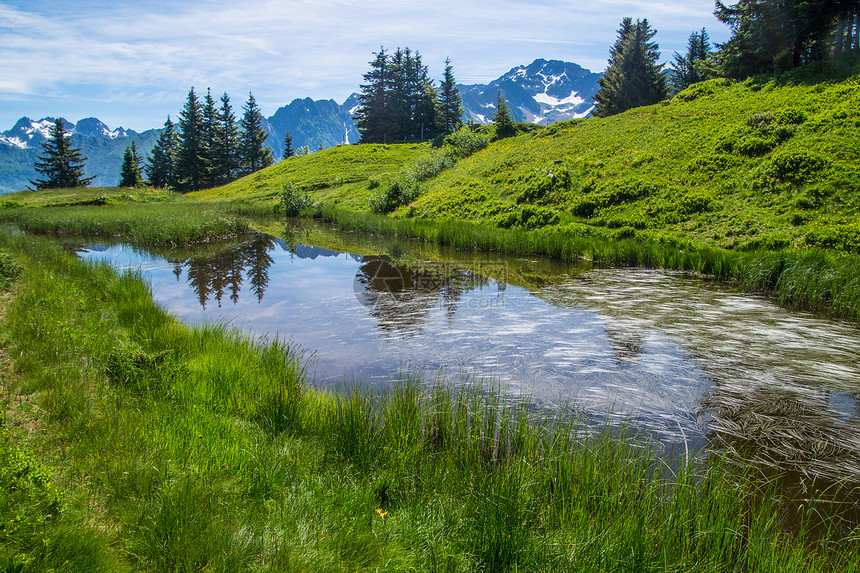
[412,72,860,252]
[194,143,431,209]
[1,236,856,571]
[197,62,860,255]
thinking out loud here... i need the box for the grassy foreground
[1,233,859,570]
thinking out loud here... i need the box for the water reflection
[76,233,860,488]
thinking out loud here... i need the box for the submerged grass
[0,233,858,571]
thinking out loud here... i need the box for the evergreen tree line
[594,1,860,117]
[144,88,273,192]
[354,48,463,143]
[715,0,860,78]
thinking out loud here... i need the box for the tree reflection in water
[171,235,276,308]
[353,256,501,337]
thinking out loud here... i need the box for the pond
[75,222,860,484]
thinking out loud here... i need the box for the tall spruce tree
[593,18,668,117]
[715,0,858,78]
[29,118,95,190]
[492,90,515,139]
[239,92,274,175]
[119,141,144,187]
[354,47,440,143]
[282,130,294,159]
[437,57,464,133]
[200,88,218,187]
[354,48,393,143]
[670,28,714,92]
[176,87,205,192]
[146,116,179,189]
[212,92,240,185]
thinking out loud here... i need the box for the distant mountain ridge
[0,59,601,194]
[459,59,600,125]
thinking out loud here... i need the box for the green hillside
[205,62,860,256]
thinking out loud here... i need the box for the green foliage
[0,251,21,290]
[118,141,144,188]
[444,127,490,158]
[593,18,668,117]
[369,177,424,214]
[29,119,95,190]
[279,181,314,216]
[492,91,516,139]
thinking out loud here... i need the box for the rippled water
[76,229,860,481]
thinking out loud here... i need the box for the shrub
[368,178,424,214]
[445,128,490,159]
[408,151,455,182]
[765,151,828,184]
[0,251,21,289]
[279,182,314,216]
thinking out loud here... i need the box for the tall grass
[320,206,860,321]
[0,202,256,245]
[1,232,858,570]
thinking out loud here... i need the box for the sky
[0,0,731,133]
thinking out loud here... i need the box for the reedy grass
[0,202,255,246]
[1,233,858,571]
[320,205,860,321]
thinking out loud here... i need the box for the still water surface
[77,228,860,480]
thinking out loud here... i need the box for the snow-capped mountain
[0,59,602,193]
[458,59,601,125]
[0,117,159,193]
[0,117,136,151]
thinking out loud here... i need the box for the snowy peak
[0,117,68,149]
[74,117,132,139]
[460,59,601,125]
[0,116,136,150]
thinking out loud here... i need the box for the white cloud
[0,0,729,130]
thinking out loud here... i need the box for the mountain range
[0,59,601,194]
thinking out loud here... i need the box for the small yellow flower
[376,508,388,519]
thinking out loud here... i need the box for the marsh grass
[0,202,254,246]
[321,206,860,321]
[0,233,858,571]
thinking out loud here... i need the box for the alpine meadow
[1,1,860,571]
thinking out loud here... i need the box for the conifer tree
[437,57,464,133]
[212,92,240,185]
[119,141,144,187]
[282,130,294,159]
[714,0,857,77]
[492,90,515,139]
[146,116,179,189]
[670,28,713,92]
[176,87,205,192]
[239,92,274,175]
[200,88,218,187]
[593,18,668,117]
[354,47,440,143]
[29,118,95,190]
[354,48,392,143]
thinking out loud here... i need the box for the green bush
[408,151,455,182]
[368,178,424,214]
[0,251,21,289]
[765,151,828,184]
[279,182,314,216]
[445,128,490,159]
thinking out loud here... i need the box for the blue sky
[0,1,730,132]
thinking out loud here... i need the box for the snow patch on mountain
[533,92,586,107]
[0,135,27,149]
